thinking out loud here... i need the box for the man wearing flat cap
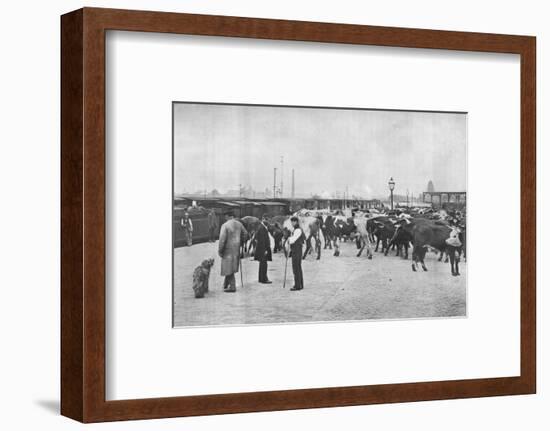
[218,210,247,292]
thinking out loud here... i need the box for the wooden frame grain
[61,7,536,423]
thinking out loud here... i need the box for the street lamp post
[388,177,395,210]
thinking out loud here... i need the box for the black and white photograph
[173,102,467,328]
[2,0,542,428]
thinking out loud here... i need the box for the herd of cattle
[238,207,466,276]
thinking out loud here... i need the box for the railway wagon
[173,198,290,247]
[287,199,306,213]
[234,200,263,218]
[256,201,289,217]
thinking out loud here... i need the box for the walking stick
[283,245,289,289]
[239,246,245,288]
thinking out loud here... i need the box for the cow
[266,215,289,253]
[448,214,467,262]
[458,221,467,261]
[389,222,412,259]
[238,216,261,255]
[320,214,341,256]
[393,218,463,275]
[267,221,285,253]
[301,216,322,260]
[445,225,463,276]
[366,217,377,243]
[369,217,396,255]
[434,218,467,263]
[334,216,356,243]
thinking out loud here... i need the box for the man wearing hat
[287,216,305,291]
[254,214,272,284]
[180,212,193,247]
[218,210,248,292]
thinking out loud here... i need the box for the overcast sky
[174,103,467,199]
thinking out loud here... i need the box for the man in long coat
[218,211,248,292]
[254,214,273,284]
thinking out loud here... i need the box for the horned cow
[393,218,463,275]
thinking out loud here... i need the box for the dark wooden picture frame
[61,7,536,423]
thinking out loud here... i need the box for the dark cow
[320,214,340,256]
[393,218,462,274]
[366,217,377,243]
[268,215,290,254]
[370,217,396,255]
[389,221,412,259]
[238,216,261,255]
[302,216,322,260]
[334,217,356,242]
[267,222,284,253]
[458,221,467,261]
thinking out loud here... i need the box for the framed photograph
[61,7,536,422]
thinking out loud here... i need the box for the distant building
[423,191,466,208]
[423,180,466,208]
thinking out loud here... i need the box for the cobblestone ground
[173,239,467,327]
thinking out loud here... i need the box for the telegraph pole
[273,168,277,198]
[291,169,295,198]
[280,156,284,198]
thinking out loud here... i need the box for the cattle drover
[288,216,305,291]
[180,212,193,246]
[254,214,273,284]
[218,211,248,292]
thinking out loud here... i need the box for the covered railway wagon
[234,200,262,218]
[232,199,289,217]
[173,198,289,247]
[283,198,306,213]
[257,201,288,217]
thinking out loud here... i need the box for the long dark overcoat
[218,219,247,276]
[254,223,272,262]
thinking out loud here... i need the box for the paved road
[173,240,466,327]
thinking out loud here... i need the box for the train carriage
[234,200,263,219]
[256,201,289,217]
